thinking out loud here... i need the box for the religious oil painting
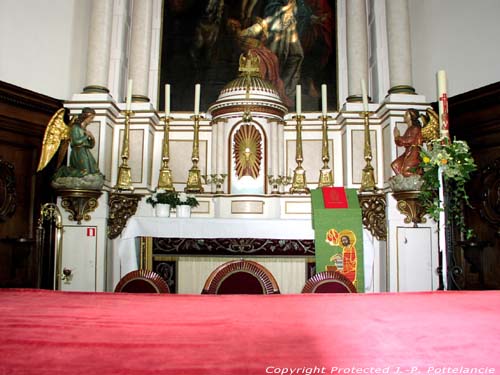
[159,0,337,113]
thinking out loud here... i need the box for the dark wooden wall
[0,80,62,288]
[449,81,500,289]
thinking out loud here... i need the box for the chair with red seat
[301,271,357,293]
[114,269,170,293]
[202,259,280,294]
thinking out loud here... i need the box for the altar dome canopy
[208,53,288,119]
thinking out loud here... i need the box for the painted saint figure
[325,228,357,284]
[391,108,423,177]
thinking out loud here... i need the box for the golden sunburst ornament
[233,125,262,179]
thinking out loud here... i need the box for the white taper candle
[194,84,200,116]
[126,79,133,111]
[165,84,170,116]
[361,79,369,112]
[321,84,327,116]
[296,85,301,115]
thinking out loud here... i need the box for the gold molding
[392,190,427,226]
[57,189,103,224]
[107,192,142,239]
[358,191,387,240]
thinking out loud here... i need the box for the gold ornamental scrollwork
[392,190,427,226]
[107,192,142,239]
[57,189,103,224]
[357,192,387,240]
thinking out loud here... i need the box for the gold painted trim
[351,129,377,185]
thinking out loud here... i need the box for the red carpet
[0,289,499,374]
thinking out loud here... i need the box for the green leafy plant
[146,189,178,208]
[419,138,477,239]
[176,192,199,208]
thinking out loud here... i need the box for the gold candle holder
[185,114,204,193]
[115,110,134,191]
[203,173,227,194]
[290,115,310,194]
[318,114,333,187]
[267,175,281,194]
[359,111,376,192]
[157,115,175,191]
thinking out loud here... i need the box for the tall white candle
[194,84,200,116]
[165,84,170,116]
[296,85,301,115]
[321,84,327,116]
[437,70,449,138]
[361,79,369,112]
[126,79,133,111]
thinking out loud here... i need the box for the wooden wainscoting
[0,80,62,288]
[450,81,500,289]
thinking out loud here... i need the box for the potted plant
[146,189,178,217]
[419,138,477,239]
[175,192,199,218]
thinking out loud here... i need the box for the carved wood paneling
[449,81,500,289]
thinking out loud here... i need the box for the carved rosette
[57,189,103,224]
[0,159,16,222]
[107,193,142,239]
[480,158,500,234]
[357,192,387,240]
[392,190,427,226]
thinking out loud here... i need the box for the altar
[113,215,316,294]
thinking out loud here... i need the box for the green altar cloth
[311,188,364,292]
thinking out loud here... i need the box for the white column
[278,121,285,177]
[346,0,369,102]
[129,0,153,102]
[216,122,224,175]
[211,121,217,176]
[271,121,279,177]
[84,0,114,93]
[386,0,415,94]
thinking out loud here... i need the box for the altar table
[112,217,315,287]
[1,289,499,374]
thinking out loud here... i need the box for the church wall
[409,0,500,101]
[0,0,91,99]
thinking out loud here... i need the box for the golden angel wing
[420,107,440,144]
[37,108,71,172]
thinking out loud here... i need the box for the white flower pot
[176,205,191,218]
[155,204,171,217]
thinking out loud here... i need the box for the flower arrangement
[145,189,178,208]
[419,138,477,239]
[176,192,199,208]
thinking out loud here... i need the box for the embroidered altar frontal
[311,188,364,292]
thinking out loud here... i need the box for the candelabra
[157,115,174,191]
[359,111,376,192]
[267,175,281,194]
[203,174,227,194]
[318,114,333,187]
[279,175,293,193]
[290,115,310,194]
[185,114,204,193]
[115,110,134,191]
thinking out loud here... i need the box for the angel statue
[37,107,104,190]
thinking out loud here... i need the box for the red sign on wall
[87,228,96,237]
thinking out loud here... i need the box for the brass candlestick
[318,114,333,187]
[203,174,227,194]
[185,114,204,193]
[157,115,174,191]
[290,115,310,194]
[359,111,376,192]
[115,110,134,191]
[267,175,281,194]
